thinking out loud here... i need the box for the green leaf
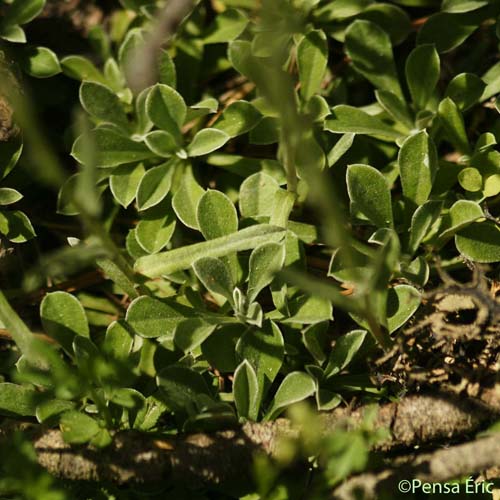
[325,330,367,377]
[247,243,285,304]
[36,399,75,423]
[197,189,238,240]
[136,200,176,254]
[40,291,89,354]
[445,73,486,111]
[174,318,216,353]
[0,24,26,43]
[345,20,403,99]
[437,97,471,154]
[417,13,479,53]
[399,131,437,207]
[0,383,41,417]
[2,0,45,26]
[327,133,355,168]
[72,128,155,168]
[0,210,36,242]
[187,129,230,157]
[80,82,129,130]
[233,360,260,420]
[126,296,196,338]
[297,29,328,101]
[135,224,286,278]
[212,101,262,137]
[386,285,421,333]
[408,200,443,254]
[172,165,205,229]
[375,90,413,130]
[455,221,500,263]
[136,162,174,211]
[0,188,22,205]
[237,322,284,402]
[60,55,106,83]
[239,172,280,217]
[109,162,146,208]
[227,40,261,83]
[279,295,333,324]
[203,8,248,44]
[442,0,488,13]
[146,84,186,139]
[17,46,61,78]
[265,371,316,420]
[249,117,280,145]
[202,325,240,373]
[313,0,372,21]
[325,105,402,140]
[60,411,100,444]
[347,164,393,228]
[303,321,329,364]
[159,49,177,88]
[157,365,212,414]
[458,167,483,192]
[484,174,500,197]
[357,3,411,46]
[103,320,134,362]
[440,200,484,240]
[0,136,22,180]
[135,86,154,136]
[144,130,181,157]
[193,257,235,304]
[405,44,440,111]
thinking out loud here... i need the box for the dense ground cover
[2,0,500,498]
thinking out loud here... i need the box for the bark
[332,435,500,500]
[2,390,497,488]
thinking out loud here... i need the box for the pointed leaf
[247,243,285,304]
[212,101,262,138]
[347,164,394,228]
[399,131,437,206]
[193,257,235,304]
[146,84,186,138]
[233,360,260,420]
[126,296,196,338]
[265,371,316,420]
[157,365,212,413]
[204,9,248,44]
[345,20,403,99]
[187,129,230,157]
[72,128,155,168]
[325,330,367,377]
[438,97,471,154]
[325,105,402,140]
[40,292,89,354]
[80,82,129,130]
[0,188,22,206]
[172,166,205,229]
[136,162,174,211]
[455,221,500,263]
[197,189,238,240]
[136,200,176,254]
[405,44,440,111]
[408,200,443,254]
[0,210,35,242]
[239,172,280,217]
[297,29,328,101]
[174,318,216,353]
[110,163,146,208]
[144,130,180,157]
